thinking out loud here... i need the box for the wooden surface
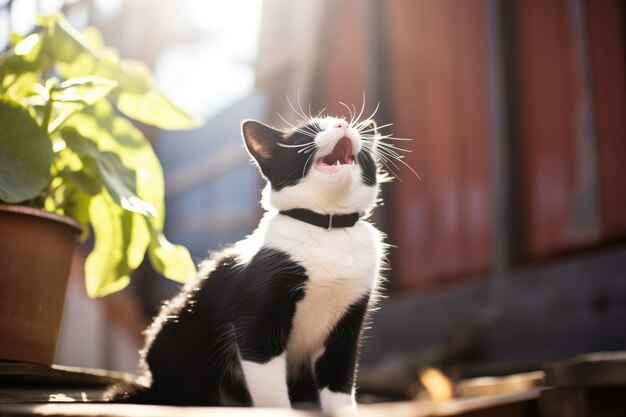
[0,361,133,404]
[543,351,626,388]
[0,360,542,416]
[0,390,540,417]
[0,362,133,388]
[458,371,545,398]
[540,351,626,417]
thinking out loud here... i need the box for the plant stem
[41,94,53,134]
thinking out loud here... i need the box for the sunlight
[154,0,263,118]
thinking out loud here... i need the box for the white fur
[241,353,291,408]
[265,165,378,214]
[320,387,356,412]
[312,117,362,156]
[261,213,382,370]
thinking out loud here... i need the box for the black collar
[279,208,361,229]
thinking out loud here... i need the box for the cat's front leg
[240,352,290,408]
[315,294,370,412]
[237,320,292,408]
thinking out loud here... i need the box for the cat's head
[241,117,382,215]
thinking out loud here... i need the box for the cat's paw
[320,388,356,412]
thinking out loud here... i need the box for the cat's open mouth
[315,137,355,173]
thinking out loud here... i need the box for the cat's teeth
[336,160,340,166]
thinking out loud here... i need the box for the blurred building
[253,0,626,374]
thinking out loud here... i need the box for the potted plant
[0,13,198,365]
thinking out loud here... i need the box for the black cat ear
[241,120,283,163]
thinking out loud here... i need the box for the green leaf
[38,13,95,64]
[46,76,117,133]
[148,231,197,284]
[47,101,84,133]
[63,105,197,283]
[14,33,43,61]
[52,76,117,105]
[98,151,157,217]
[62,159,101,196]
[0,33,45,83]
[55,52,97,81]
[61,127,156,217]
[62,185,91,241]
[85,191,150,298]
[5,72,38,98]
[0,98,52,203]
[116,89,201,130]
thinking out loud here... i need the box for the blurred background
[2,0,625,402]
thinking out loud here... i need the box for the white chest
[263,215,383,369]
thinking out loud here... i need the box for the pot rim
[0,203,82,234]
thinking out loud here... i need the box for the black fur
[315,295,370,394]
[242,121,320,191]
[108,248,308,405]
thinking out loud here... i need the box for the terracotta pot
[0,204,80,365]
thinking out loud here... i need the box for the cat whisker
[359,102,380,128]
[363,146,404,182]
[369,135,413,142]
[302,151,316,177]
[287,95,314,128]
[375,141,412,154]
[375,147,421,180]
[277,113,317,137]
[353,91,367,128]
[358,122,394,134]
[276,142,314,149]
[298,146,316,154]
[339,102,354,125]
[297,91,314,126]
[362,140,421,180]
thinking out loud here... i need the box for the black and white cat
[108,114,387,411]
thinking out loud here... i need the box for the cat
[107,113,388,411]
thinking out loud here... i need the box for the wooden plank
[385,0,493,294]
[457,371,545,398]
[540,387,626,417]
[0,404,321,417]
[539,388,587,417]
[544,351,626,388]
[0,387,105,404]
[0,362,132,387]
[451,0,493,278]
[0,392,539,417]
[434,388,540,417]
[586,0,626,242]
[514,0,580,259]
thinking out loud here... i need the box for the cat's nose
[335,121,348,129]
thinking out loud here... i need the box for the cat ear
[241,120,283,163]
